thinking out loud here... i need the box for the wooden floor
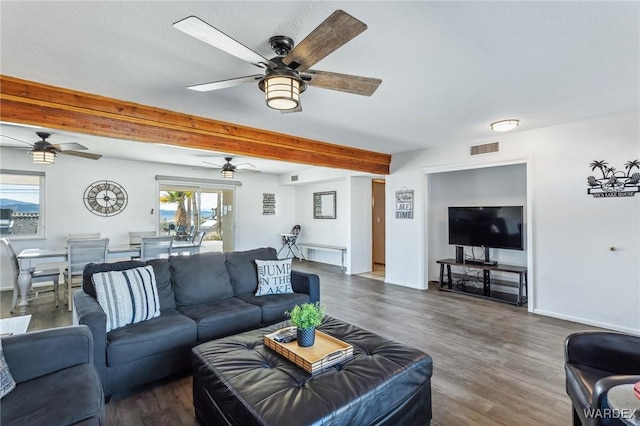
[0,260,599,426]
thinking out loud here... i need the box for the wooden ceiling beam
[0,75,390,175]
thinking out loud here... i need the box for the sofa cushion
[255,258,293,296]
[106,309,197,367]
[178,298,262,341]
[225,247,278,295]
[0,363,104,426]
[238,292,311,324]
[170,253,234,306]
[146,259,176,310]
[92,265,161,332]
[0,341,15,399]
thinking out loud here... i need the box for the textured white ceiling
[0,1,638,173]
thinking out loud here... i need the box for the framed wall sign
[313,191,336,219]
[395,189,414,219]
[263,193,275,215]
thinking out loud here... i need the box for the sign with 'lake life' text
[395,190,414,219]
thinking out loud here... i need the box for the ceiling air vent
[469,141,500,156]
[291,175,299,182]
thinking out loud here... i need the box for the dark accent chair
[564,331,640,426]
[1,325,105,425]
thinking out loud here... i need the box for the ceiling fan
[1,131,102,164]
[172,10,382,112]
[202,157,261,179]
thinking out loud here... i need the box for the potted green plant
[285,302,326,347]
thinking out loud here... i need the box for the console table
[297,242,347,272]
[436,258,528,306]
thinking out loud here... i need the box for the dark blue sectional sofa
[73,247,320,399]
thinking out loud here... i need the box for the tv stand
[436,258,528,306]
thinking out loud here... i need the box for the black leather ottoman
[191,316,433,426]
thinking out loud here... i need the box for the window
[0,170,45,237]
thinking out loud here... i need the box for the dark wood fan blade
[304,70,381,96]
[283,10,367,72]
[173,16,276,69]
[61,151,102,160]
[187,75,263,92]
[51,142,88,151]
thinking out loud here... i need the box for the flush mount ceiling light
[491,119,519,132]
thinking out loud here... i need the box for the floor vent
[470,141,500,156]
[291,175,299,182]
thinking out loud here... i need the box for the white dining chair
[140,236,174,261]
[1,238,61,313]
[64,237,109,311]
[128,231,156,245]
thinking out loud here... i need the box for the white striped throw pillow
[92,265,161,332]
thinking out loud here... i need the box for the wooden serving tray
[264,326,354,374]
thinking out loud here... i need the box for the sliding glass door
[158,183,235,252]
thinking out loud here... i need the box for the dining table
[16,242,200,310]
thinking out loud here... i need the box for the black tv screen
[448,206,524,250]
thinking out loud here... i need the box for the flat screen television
[448,206,524,250]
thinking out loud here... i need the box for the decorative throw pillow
[255,258,294,296]
[92,265,161,332]
[0,340,16,399]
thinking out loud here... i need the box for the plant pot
[297,327,316,347]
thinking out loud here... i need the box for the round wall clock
[83,180,128,217]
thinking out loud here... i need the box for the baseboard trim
[533,309,640,335]
[384,279,426,290]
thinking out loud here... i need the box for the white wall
[428,164,528,274]
[293,180,349,269]
[387,111,640,333]
[0,148,295,290]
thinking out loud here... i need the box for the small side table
[0,315,31,337]
[607,384,640,426]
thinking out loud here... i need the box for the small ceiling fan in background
[202,157,261,179]
[1,131,102,164]
[173,10,382,112]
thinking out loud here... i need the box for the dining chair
[67,233,101,239]
[140,236,174,261]
[64,237,109,311]
[1,238,61,313]
[128,231,156,245]
[192,231,206,246]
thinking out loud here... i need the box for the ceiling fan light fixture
[31,148,56,165]
[221,170,234,179]
[490,119,519,132]
[263,75,301,110]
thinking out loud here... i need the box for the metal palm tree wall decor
[587,160,640,197]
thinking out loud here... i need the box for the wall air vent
[469,141,500,156]
[291,175,299,182]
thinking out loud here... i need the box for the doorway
[372,179,385,275]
